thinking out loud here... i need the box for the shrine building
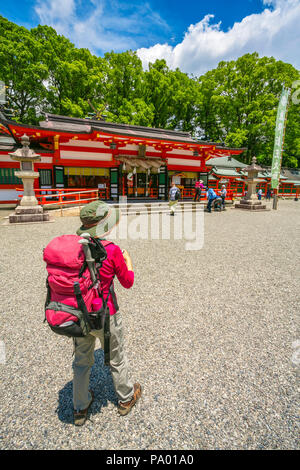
[0,112,245,203]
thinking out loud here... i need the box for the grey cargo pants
[72,312,134,411]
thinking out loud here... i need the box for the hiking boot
[73,390,94,426]
[118,383,142,416]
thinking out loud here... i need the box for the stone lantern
[9,134,49,223]
[235,156,266,210]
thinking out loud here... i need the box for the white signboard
[271,87,290,189]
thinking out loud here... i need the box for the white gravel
[0,200,299,450]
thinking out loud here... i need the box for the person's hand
[122,249,133,271]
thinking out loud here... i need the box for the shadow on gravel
[56,349,118,424]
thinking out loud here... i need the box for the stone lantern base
[235,199,266,210]
[9,205,50,223]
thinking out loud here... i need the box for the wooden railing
[16,187,109,207]
[16,185,300,206]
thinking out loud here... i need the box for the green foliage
[105,98,155,127]
[196,53,300,165]
[225,129,249,149]
[0,16,48,122]
[103,51,144,117]
[0,16,299,167]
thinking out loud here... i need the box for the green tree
[105,98,154,126]
[0,16,48,122]
[197,53,299,165]
[0,15,299,170]
[195,71,222,141]
[165,69,199,133]
[103,51,144,121]
[32,25,106,118]
[142,59,174,128]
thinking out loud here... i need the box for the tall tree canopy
[197,53,299,165]
[0,16,299,167]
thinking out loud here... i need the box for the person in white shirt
[169,182,180,216]
[220,185,227,210]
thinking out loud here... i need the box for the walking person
[169,181,181,216]
[220,185,227,210]
[266,187,271,200]
[194,179,204,202]
[72,201,142,425]
[257,188,263,201]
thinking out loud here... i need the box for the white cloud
[34,0,170,53]
[34,0,300,74]
[137,0,300,75]
[35,0,75,20]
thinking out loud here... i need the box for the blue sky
[0,0,299,75]
[1,0,266,45]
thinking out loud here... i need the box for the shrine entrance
[124,171,159,198]
[116,156,166,199]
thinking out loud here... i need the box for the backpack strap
[44,277,51,323]
[78,260,87,278]
[73,282,93,331]
[102,283,117,366]
[108,283,119,311]
[103,301,111,366]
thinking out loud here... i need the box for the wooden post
[58,189,62,216]
[273,188,278,209]
[145,170,148,197]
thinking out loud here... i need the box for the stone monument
[9,134,50,223]
[235,156,266,211]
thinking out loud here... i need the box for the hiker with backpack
[43,201,142,426]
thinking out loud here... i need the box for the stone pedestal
[18,172,40,206]
[9,205,50,223]
[235,156,267,211]
[8,134,50,223]
[235,199,266,210]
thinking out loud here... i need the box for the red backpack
[43,235,116,340]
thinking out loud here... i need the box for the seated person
[213,197,222,211]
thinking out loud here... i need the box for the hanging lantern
[133,167,136,174]
[122,162,126,171]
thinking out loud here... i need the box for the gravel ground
[0,201,299,450]
[0,209,14,220]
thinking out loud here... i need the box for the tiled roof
[0,134,16,150]
[212,168,243,177]
[41,113,197,144]
[206,156,247,168]
[281,168,300,181]
[284,179,300,185]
